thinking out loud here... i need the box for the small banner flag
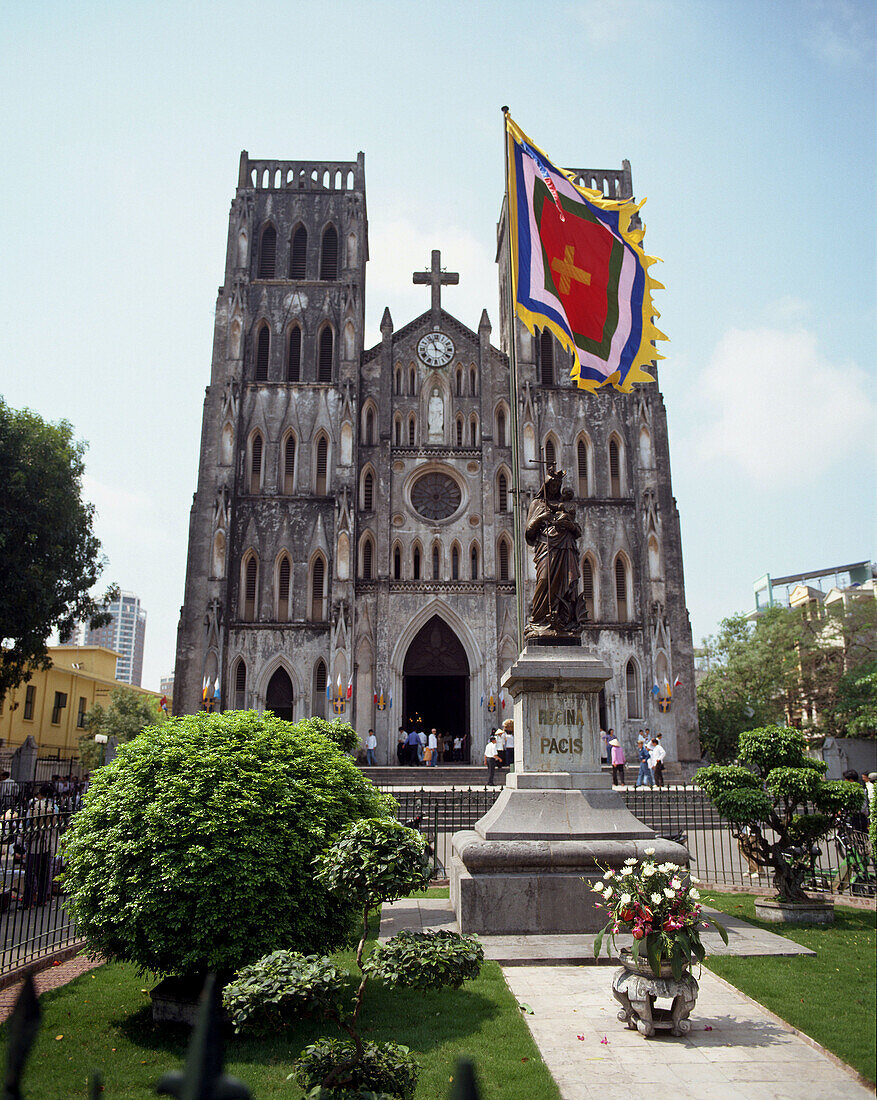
[347,675,353,700]
[488,691,496,714]
[388,690,393,710]
[505,113,666,394]
[651,682,660,697]
[674,675,682,688]
[326,678,332,702]
[377,686,386,712]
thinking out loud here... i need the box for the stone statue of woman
[428,388,444,441]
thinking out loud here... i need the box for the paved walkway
[380,899,871,1099]
[0,953,102,1025]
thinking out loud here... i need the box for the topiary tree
[696,725,865,901]
[62,710,392,976]
[223,818,484,1098]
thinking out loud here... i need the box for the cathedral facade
[173,151,699,765]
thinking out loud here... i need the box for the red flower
[618,907,635,923]
[632,926,645,940]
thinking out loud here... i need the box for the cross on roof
[413,249,459,321]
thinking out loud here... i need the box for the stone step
[357,765,505,788]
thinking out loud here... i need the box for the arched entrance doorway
[266,667,294,721]
[403,615,469,761]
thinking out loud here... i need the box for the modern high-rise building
[174,151,698,764]
[85,591,147,686]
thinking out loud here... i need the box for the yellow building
[0,645,161,759]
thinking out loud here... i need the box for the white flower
[644,847,655,856]
[620,867,633,877]
[659,862,677,873]
[664,888,675,898]
[642,864,656,878]
[650,892,663,904]
[671,877,682,889]
[603,869,615,880]
[690,876,701,884]
[591,882,605,893]
[603,886,614,900]
[619,893,632,906]
[624,857,638,866]
[689,888,701,900]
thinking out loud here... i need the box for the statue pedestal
[450,646,688,934]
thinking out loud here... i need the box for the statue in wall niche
[524,467,588,644]
[428,388,444,440]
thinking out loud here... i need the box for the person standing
[396,728,406,765]
[599,728,610,764]
[417,728,427,765]
[502,718,515,767]
[648,736,666,788]
[405,728,420,766]
[22,785,60,909]
[484,735,500,786]
[609,737,625,786]
[428,729,439,767]
[636,740,653,788]
[366,729,377,767]
[453,735,463,762]
[494,727,506,767]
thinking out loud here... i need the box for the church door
[266,668,294,722]
[402,616,469,761]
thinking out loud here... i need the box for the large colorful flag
[505,114,666,393]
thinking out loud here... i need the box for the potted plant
[696,725,865,923]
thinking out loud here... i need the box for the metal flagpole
[502,106,525,653]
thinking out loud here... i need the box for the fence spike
[449,1057,480,1100]
[2,975,41,1100]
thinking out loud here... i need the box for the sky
[1,0,875,692]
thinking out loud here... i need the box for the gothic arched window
[286,326,301,382]
[318,326,334,382]
[615,554,629,621]
[496,407,507,447]
[362,470,374,511]
[365,407,375,446]
[233,658,246,709]
[539,330,554,384]
[393,544,401,580]
[394,415,402,446]
[609,437,622,496]
[470,543,479,580]
[455,417,463,447]
[320,225,338,280]
[626,658,642,718]
[255,324,270,381]
[582,556,596,621]
[243,552,258,621]
[412,545,421,581]
[362,536,373,580]
[498,538,510,581]
[469,415,478,447]
[470,367,477,395]
[497,471,508,513]
[314,434,328,495]
[394,367,402,395]
[432,544,440,580]
[544,437,556,472]
[577,439,589,496]
[456,368,463,397]
[289,224,307,279]
[312,659,327,718]
[249,432,263,493]
[451,544,460,580]
[409,367,416,395]
[282,433,296,494]
[408,415,416,446]
[258,224,276,278]
[310,555,326,621]
[277,554,291,621]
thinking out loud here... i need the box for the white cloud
[567,0,669,46]
[804,0,876,67]
[694,325,876,483]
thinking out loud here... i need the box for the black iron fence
[389,784,876,898]
[0,808,81,978]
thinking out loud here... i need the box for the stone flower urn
[612,949,699,1038]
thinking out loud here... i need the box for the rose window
[410,473,462,520]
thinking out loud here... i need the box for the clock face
[417,331,454,367]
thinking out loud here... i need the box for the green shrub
[222,951,345,1034]
[62,710,391,975]
[363,931,484,990]
[696,764,762,793]
[315,819,430,910]
[292,1039,418,1100]
[295,716,360,755]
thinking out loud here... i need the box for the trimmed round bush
[63,710,391,975]
[223,950,345,1034]
[292,1038,418,1100]
[363,930,484,990]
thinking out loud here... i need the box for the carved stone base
[611,963,699,1038]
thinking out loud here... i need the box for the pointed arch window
[393,544,401,580]
[432,545,440,580]
[249,432,263,493]
[470,367,477,395]
[496,407,507,447]
[497,471,508,513]
[539,330,555,384]
[626,658,642,718]
[409,367,416,395]
[233,658,247,709]
[243,553,258,621]
[283,434,296,494]
[362,536,373,580]
[318,326,333,382]
[315,434,328,495]
[582,556,595,621]
[451,544,460,580]
[577,439,589,496]
[320,225,338,280]
[362,470,374,511]
[615,555,629,621]
[469,415,478,447]
[413,545,421,581]
[455,417,463,447]
[456,369,463,397]
[255,324,270,381]
[394,415,402,446]
[286,326,301,381]
[365,407,375,445]
[544,437,556,472]
[408,415,416,446]
[310,555,326,621]
[470,543,479,580]
[609,438,622,496]
[648,535,662,579]
[498,539,510,582]
[277,554,291,621]
[258,224,276,278]
[394,367,402,395]
[312,659,327,718]
[289,224,307,278]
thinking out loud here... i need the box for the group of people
[393,727,468,767]
[483,719,515,785]
[599,728,666,788]
[1,774,70,910]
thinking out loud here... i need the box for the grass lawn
[702,891,876,1083]
[0,914,558,1099]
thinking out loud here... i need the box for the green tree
[830,657,877,739]
[83,686,163,743]
[0,398,115,704]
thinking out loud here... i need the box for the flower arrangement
[592,848,728,979]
